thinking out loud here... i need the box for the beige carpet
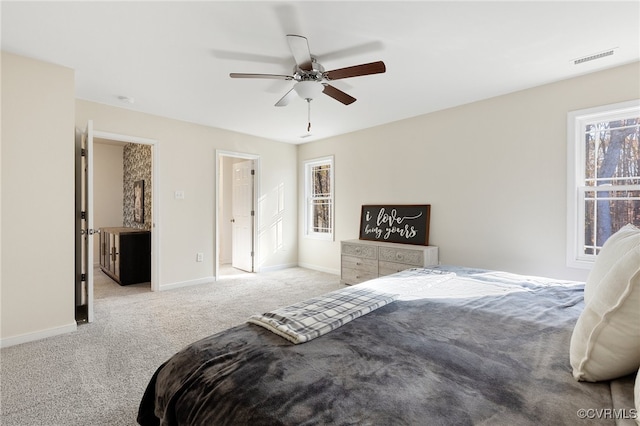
[1,267,343,426]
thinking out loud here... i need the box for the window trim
[566,99,640,269]
[304,156,334,241]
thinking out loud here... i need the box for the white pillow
[585,224,640,304]
[570,224,640,382]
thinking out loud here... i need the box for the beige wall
[93,142,124,263]
[1,52,76,344]
[298,62,640,281]
[75,99,299,288]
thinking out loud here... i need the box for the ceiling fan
[230,34,386,132]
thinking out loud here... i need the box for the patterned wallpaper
[123,143,152,230]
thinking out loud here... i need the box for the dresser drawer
[341,242,377,259]
[378,246,425,266]
[378,261,415,276]
[341,255,377,273]
[340,267,378,285]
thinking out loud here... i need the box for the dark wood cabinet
[99,227,151,285]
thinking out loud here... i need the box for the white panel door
[231,160,254,272]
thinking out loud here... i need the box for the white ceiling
[2,1,639,144]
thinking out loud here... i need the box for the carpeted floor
[0,267,343,426]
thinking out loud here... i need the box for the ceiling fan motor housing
[293,57,325,82]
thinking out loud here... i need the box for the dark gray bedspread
[138,270,619,425]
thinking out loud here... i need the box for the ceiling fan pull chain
[307,99,312,132]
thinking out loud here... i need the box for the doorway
[93,138,153,293]
[216,151,259,280]
[75,123,159,323]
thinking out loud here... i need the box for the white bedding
[357,267,581,301]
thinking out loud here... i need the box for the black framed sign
[359,204,430,246]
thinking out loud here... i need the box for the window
[304,156,334,239]
[567,100,640,268]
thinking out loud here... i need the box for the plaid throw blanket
[247,287,398,344]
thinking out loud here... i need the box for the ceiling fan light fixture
[293,80,323,100]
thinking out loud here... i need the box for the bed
[138,227,640,426]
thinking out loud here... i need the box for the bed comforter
[138,267,632,425]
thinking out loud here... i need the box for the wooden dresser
[341,239,438,285]
[99,227,151,285]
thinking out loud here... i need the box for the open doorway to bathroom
[76,123,158,323]
[93,137,154,298]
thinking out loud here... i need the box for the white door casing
[91,130,159,291]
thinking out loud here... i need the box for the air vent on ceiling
[117,95,135,104]
[573,49,615,65]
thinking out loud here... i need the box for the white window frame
[304,156,334,240]
[566,99,640,269]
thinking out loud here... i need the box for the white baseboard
[297,262,340,276]
[0,322,78,348]
[159,276,215,291]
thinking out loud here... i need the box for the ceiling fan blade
[318,41,384,63]
[322,84,356,105]
[324,61,386,80]
[286,34,313,71]
[212,49,287,66]
[275,88,297,107]
[230,73,293,80]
